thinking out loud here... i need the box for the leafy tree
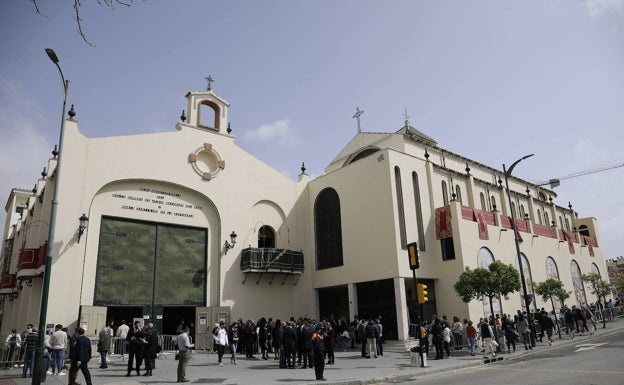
[581,273,612,328]
[534,279,566,338]
[555,287,571,306]
[454,260,521,317]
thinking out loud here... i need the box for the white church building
[0,84,608,342]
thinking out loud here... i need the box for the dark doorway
[107,306,143,335]
[318,285,349,321]
[163,306,196,336]
[357,279,398,340]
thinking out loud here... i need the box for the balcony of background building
[0,273,17,296]
[16,242,47,282]
[240,247,304,285]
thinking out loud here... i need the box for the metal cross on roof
[205,75,214,91]
[403,108,410,128]
[352,106,364,133]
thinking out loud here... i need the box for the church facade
[0,86,608,341]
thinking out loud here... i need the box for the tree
[453,261,521,318]
[533,279,566,338]
[32,0,136,46]
[581,273,612,328]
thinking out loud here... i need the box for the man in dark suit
[69,327,92,385]
[125,320,145,376]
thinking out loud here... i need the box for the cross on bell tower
[205,74,214,91]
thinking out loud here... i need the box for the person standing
[68,328,92,385]
[49,324,68,375]
[125,321,144,376]
[479,319,497,357]
[324,322,335,365]
[213,321,228,366]
[4,329,22,369]
[229,321,240,365]
[115,320,129,356]
[503,322,517,353]
[374,318,383,356]
[176,327,194,383]
[282,321,297,369]
[97,327,112,369]
[142,326,157,376]
[442,323,452,358]
[564,306,576,339]
[364,318,379,359]
[541,311,555,345]
[516,314,531,350]
[465,320,477,356]
[311,327,326,381]
[21,327,38,378]
[452,316,464,350]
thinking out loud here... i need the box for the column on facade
[347,283,358,322]
[394,277,409,341]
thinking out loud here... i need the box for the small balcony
[240,247,304,285]
[17,243,47,281]
[0,273,17,295]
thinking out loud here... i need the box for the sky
[0,0,623,260]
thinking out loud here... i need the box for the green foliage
[533,278,565,303]
[555,287,571,304]
[582,273,612,300]
[453,261,521,303]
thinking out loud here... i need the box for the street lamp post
[503,154,537,347]
[33,48,70,385]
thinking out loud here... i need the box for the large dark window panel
[314,188,343,270]
[94,217,206,306]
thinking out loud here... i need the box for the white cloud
[583,0,624,18]
[243,118,301,146]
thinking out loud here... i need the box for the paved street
[2,318,622,385]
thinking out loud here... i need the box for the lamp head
[45,48,59,64]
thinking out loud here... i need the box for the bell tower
[184,75,230,133]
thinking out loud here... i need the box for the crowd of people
[414,301,615,360]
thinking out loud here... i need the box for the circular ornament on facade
[188,143,225,180]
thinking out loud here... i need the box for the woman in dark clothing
[324,323,335,365]
[431,319,444,360]
[142,327,157,376]
[272,319,283,361]
[258,317,269,360]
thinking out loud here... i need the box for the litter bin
[410,346,427,367]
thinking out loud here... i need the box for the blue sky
[1,0,623,260]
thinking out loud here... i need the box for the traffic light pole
[411,268,425,367]
[407,242,425,367]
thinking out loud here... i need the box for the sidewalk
[2,317,621,385]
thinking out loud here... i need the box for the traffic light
[417,283,428,303]
[407,242,419,270]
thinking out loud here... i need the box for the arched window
[477,247,500,318]
[545,256,561,309]
[314,188,344,270]
[579,225,590,237]
[198,100,220,130]
[412,171,425,251]
[559,216,564,229]
[491,196,497,210]
[564,218,570,231]
[544,211,550,226]
[519,253,536,312]
[570,260,587,306]
[394,167,407,249]
[511,202,517,218]
[480,193,486,211]
[455,185,462,203]
[591,263,600,275]
[537,209,542,225]
[257,225,275,248]
[442,181,448,206]
[520,204,526,219]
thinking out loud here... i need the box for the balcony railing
[240,247,304,274]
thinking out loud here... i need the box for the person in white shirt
[5,329,22,368]
[176,327,194,382]
[49,324,68,375]
[116,320,130,356]
[213,322,229,366]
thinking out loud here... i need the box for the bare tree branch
[74,0,96,47]
[32,0,138,47]
[31,0,47,17]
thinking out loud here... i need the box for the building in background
[0,85,609,341]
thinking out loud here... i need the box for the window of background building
[412,172,426,251]
[394,167,407,249]
[442,181,448,206]
[480,192,486,211]
[441,237,455,260]
[258,225,275,248]
[314,188,344,270]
